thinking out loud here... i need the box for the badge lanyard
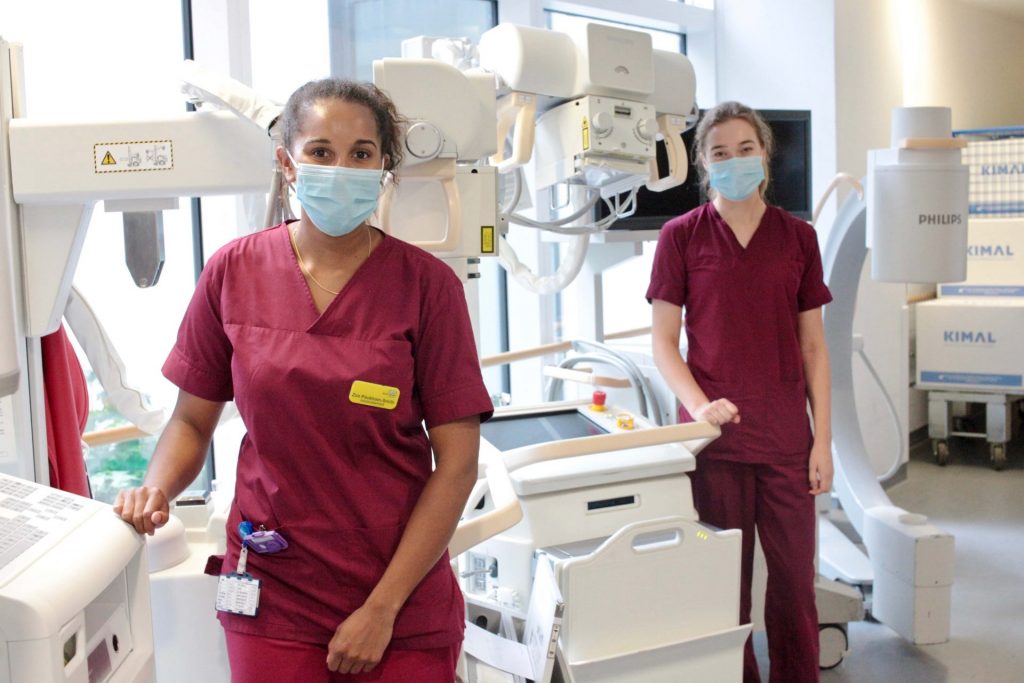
[215,522,289,618]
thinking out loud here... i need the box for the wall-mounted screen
[601,109,813,229]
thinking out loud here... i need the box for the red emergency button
[590,390,607,412]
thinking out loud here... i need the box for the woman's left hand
[808,440,834,495]
[326,602,396,674]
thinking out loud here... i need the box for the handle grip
[646,114,689,192]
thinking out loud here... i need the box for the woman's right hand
[113,486,170,535]
[693,398,741,426]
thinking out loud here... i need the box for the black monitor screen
[480,410,607,451]
[600,109,812,229]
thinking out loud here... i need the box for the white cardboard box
[962,137,1024,218]
[939,217,1024,297]
[916,297,1024,391]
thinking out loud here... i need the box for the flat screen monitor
[599,109,813,229]
[480,410,607,451]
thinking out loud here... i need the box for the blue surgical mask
[289,153,384,237]
[708,155,765,202]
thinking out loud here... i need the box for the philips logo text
[919,214,963,225]
[943,330,996,344]
[980,163,1023,176]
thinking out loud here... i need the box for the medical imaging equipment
[459,401,750,681]
[820,107,965,645]
[0,13,970,680]
[0,472,154,683]
[471,23,700,349]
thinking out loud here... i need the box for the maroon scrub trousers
[164,224,494,680]
[224,631,460,682]
[647,203,833,682]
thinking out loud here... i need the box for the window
[328,0,498,80]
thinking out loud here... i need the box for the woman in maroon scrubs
[115,79,493,682]
[647,101,833,683]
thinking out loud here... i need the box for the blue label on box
[939,285,1024,297]
[969,202,1024,216]
[920,371,1022,387]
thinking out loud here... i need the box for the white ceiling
[955,0,1024,23]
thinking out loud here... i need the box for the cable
[497,233,589,295]
[812,173,864,227]
[570,340,664,426]
[545,353,649,419]
[503,186,640,234]
[855,346,906,482]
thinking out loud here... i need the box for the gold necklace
[289,224,371,296]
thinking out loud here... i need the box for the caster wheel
[990,444,1007,471]
[819,623,848,670]
[933,439,950,466]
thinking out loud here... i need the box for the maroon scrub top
[163,223,494,649]
[647,203,832,464]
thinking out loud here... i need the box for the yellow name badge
[349,380,400,410]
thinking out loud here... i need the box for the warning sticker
[481,226,495,254]
[94,140,173,173]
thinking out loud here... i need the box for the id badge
[215,545,260,617]
[216,573,261,617]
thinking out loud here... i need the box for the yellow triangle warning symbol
[101,151,117,165]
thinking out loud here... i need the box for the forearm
[653,341,708,415]
[141,391,224,500]
[142,417,214,500]
[802,345,832,443]
[651,300,707,414]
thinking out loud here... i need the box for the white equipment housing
[465,402,704,606]
[545,519,748,683]
[7,111,272,338]
[372,57,500,267]
[479,23,655,101]
[463,402,748,681]
[533,96,657,195]
[0,473,153,683]
[477,22,696,192]
[373,58,496,164]
[867,107,968,283]
[823,108,965,643]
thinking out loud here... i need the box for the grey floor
[753,434,1024,682]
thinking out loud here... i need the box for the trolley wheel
[990,444,1007,471]
[933,439,950,466]
[819,623,848,670]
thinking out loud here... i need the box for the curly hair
[280,78,404,173]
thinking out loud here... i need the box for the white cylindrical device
[890,106,952,147]
[867,107,968,283]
